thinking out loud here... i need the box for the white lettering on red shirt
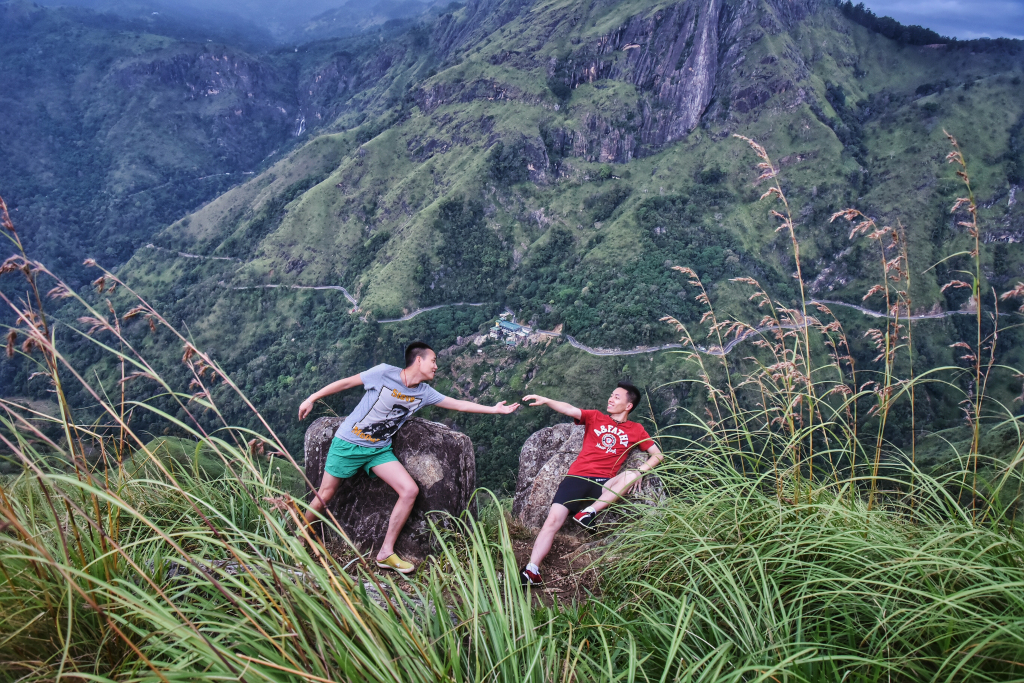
[568,409,654,478]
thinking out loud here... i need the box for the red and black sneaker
[573,509,596,529]
[520,566,542,588]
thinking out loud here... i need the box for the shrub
[486,140,529,184]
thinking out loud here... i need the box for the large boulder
[512,423,664,529]
[304,416,476,559]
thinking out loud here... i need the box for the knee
[398,481,419,501]
[542,512,563,531]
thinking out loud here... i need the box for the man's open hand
[493,400,520,414]
[519,394,581,419]
[298,398,314,420]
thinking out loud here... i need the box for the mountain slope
[289,0,436,43]
[8,0,1024,489]
[142,0,1024,323]
[0,0,432,286]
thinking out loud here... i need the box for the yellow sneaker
[375,553,415,574]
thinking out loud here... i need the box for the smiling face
[606,387,634,415]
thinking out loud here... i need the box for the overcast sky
[35,0,1024,41]
[862,0,1024,39]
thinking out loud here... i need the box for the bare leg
[304,472,341,524]
[370,461,419,561]
[529,504,570,567]
[590,470,643,513]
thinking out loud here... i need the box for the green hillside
[5,0,1024,489]
[0,0,431,287]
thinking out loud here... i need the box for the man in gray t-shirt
[333,363,446,447]
[298,341,519,573]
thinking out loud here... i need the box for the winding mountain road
[563,336,684,356]
[145,246,988,357]
[377,302,488,323]
[808,298,982,321]
[220,282,978,358]
[231,283,359,307]
[226,285,487,321]
[564,299,988,358]
[143,244,241,263]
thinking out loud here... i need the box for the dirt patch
[511,527,604,606]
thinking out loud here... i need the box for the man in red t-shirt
[518,382,663,586]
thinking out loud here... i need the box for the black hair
[617,382,641,413]
[405,341,434,368]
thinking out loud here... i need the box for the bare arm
[298,374,363,419]
[637,443,663,472]
[521,394,582,420]
[435,396,520,415]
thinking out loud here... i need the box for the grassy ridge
[2,425,1022,680]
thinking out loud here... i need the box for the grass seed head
[77,316,111,335]
[732,133,768,161]
[940,280,971,293]
[0,196,14,232]
[863,284,884,301]
[671,265,697,279]
[122,305,147,321]
[951,197,972,213]
[46,285,72,299]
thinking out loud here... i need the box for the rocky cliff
[421,0,825,163]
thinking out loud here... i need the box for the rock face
[422,0,823,165]
[512,423,664,529]
[564,0,725,155]
[304,416,476,559]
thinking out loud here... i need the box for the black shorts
[552,475,609,513]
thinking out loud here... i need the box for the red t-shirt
[567,409,655,478]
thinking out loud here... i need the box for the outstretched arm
[521,394,582,420]
[435,396,520,414]
[298,374,363,419]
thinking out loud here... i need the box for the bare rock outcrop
[512,423,664,529]
[422,0,825,165]
[304,417,476,560]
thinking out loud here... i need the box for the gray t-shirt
[334,364,447,448]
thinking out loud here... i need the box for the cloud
[862,0,1024,39]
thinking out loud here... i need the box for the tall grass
[2,132,1024,681]
[605,457,1024,682]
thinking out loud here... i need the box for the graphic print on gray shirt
[334,364,447,448]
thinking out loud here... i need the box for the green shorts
[324,437,398,479]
